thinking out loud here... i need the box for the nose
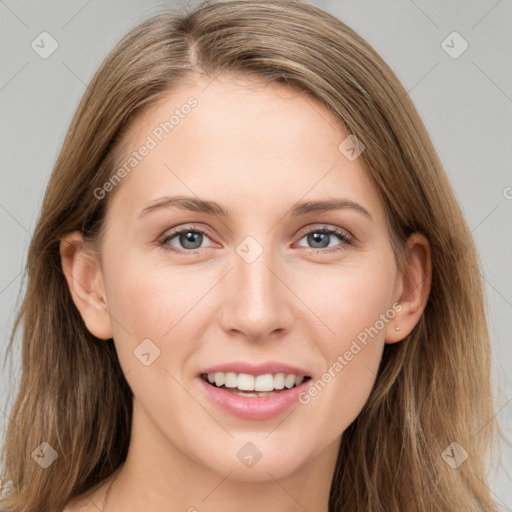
[218,242,294,342]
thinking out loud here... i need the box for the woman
[0,1,499,510]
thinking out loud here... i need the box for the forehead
[127,75,337,149]
[106,74,383,223]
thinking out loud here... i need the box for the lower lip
[198,377,310,420]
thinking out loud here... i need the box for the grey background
[1,0,511,508]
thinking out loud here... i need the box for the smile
[200,372,310,397]
[198,366,313,420]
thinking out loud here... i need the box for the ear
[385,232,432,343]
[59,231,113,340]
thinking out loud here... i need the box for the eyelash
[158,223,354,255]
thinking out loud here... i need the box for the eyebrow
[138,195,372,220]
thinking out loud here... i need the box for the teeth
[231,390,277,397]
[203,371,307,392]
[238,373,254,391]
[214,372,225,387]
[284,374,296,389]
[224,372,238,388]
[255,374,274,391]
[274,373,285,389]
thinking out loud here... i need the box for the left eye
[295,227,351,250]
[161,229,212,251]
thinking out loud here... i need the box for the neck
[103,400,339,512]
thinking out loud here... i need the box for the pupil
[181,231,202,249]
[309,232,329,248]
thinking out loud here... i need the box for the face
[70,75,411,482]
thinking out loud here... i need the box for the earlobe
[59,232,113,340]
[386,233,432,344]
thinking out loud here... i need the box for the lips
[197,362,312,420]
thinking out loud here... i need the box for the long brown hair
[1,1,499,510]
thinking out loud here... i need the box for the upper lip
[200,361,311,377]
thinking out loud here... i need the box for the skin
[60,75,431,512]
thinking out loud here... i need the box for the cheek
[102,258,209,422]
[101,251,209,372]
[104,244,214,328]
[293,253,395,351]
[291,258,395,435]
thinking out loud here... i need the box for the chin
[193,437,316,482]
